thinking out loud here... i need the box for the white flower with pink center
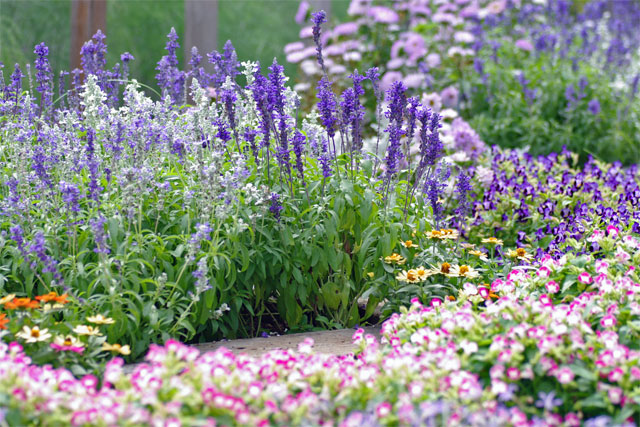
[545,280,560,293]
[555,367,574,384]
[537,266,551,278]
[506,367,520,380]
[600,315,617,328]
[578,272,593,284]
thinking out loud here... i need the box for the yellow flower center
[31,329,40,338]
[459,265,470,275]
[407,270,418,281]
[516,248,527,257]
[64,338,73,346]
[441,263,451,274]
[405,240,413,246]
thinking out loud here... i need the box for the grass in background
[218,0,348,79]
[0,1,70,82]
[1,0,348,89]
[106,0,184,88]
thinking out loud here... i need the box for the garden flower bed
[1,0,640,424]
[2,225,640,425]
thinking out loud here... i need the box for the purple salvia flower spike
[311,10,328,75]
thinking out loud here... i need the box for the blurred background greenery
[0,0,348,88]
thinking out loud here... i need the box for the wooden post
[184,0,218,73]
[70,0,107,71]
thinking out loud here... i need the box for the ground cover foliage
[1,0,640,424]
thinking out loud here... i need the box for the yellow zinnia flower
[383,253,407,265]
[506,248,534,262]
[73,325,103,336]
[426,229,460,240]
[87,314,115,325]
[481,237,504,246]
[447,265,480,279]
[431,262,453,275]
[415,266,432,281]
[425,230,443,239]
[400,240,418,249]
[102,342,131,355]
[469,250,489,262]
[396,269,421,283]
[439,229,459,240]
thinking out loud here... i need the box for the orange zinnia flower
[54,293,68,304]
[0,313,8,330]
[35,292,68,304]
[35,292,58,302]
[4,298,39,310]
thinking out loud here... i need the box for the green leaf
[321,282,341,310]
